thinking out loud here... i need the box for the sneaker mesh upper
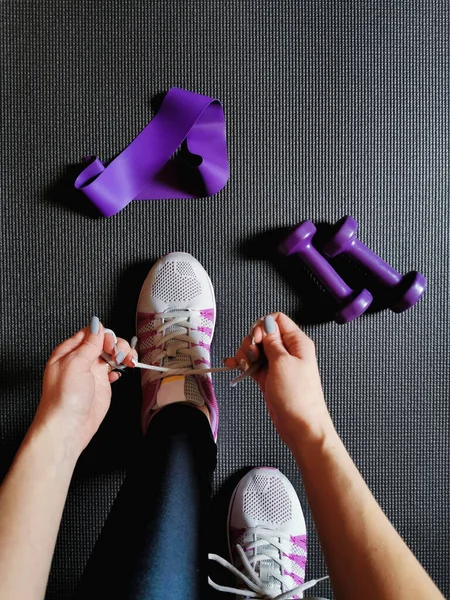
[243,475,293,525]
[137,252,218,440]
[184,375,204,406]
[230,469,307,596]
[151,261,202,303]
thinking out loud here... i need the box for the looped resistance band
[75,88,229,216]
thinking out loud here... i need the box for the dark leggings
[76,404,217,600]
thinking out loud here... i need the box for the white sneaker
[136,252,219,440]
[209,467,328,598]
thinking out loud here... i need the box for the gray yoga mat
[0,1,448,597]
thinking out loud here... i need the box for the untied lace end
[208,547,329,600]
[101,318,265,385]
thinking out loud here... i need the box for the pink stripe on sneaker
[194,358,210,367]
[200,308,215,321]
[137,312,156,326]
[229,526,246,543]
[138,330,157,342]
[196,376,219,441]
[197,326,212,336]
[284,570,304,587]
[283,552,307,569]
[290,534,307,549]
[194,340,211,351]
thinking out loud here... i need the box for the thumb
[74,316,105,363]
[261,315,288,361]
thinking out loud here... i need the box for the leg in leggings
[76,403,217,600]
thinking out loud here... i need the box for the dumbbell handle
[281,220,374,323]
[299,240,354,301]
[345,240,402,287]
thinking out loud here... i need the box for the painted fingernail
[90,316,100,334]
[264,315,276,334]
[131,356,138,366]
[240,359,249,372]
[116,372,122,378]
[247,349,257,363]
[115,351,125,364]
[131,336,138,349]
[113,344,119,355]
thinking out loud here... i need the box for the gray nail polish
[131,336,138,349]
[264,315,276,334]
[131,356,137,366]
[90,316,100,334]
[247,349,257,363]
[115,351,125,364]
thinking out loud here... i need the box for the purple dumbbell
[279,220,373,324]
[323,216,426,313]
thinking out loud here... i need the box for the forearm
[292,423,444,600]
[0,419,78,600]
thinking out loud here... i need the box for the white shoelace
[140,313,231,379]
[208,527,328,600]
[103,316,264,385]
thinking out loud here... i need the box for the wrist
[289,416,338,465]
[27,414,82,469]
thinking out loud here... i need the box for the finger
[73,316,105,363]
[103,329,117,356]
[123,349,138,368]
[108,371,122,384]
[235,348,251,372]
[124,335,139,367]
[261,315,288,361]
[233,333,260,361]
[224,357,238,369]
[113,339,131,366]
[235,345,261,372]
[273,313,316,359]
[254,313,315,359]
[244,343,260,364]
[252,325,264,345]
[49,329,86,363]
[243,336,261,362]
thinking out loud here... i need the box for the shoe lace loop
[151,314,198,379]
[137,312,228,379]
[208,527,328,600]
[103,315,264,385]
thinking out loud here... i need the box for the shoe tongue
[161,309,192,370]
[247,531,283,592]
[156,376,204,407]
[256,551,282,591]
[157,310,204,407]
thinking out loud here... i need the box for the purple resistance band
[75,88,229,217]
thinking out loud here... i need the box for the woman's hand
[33,317,137,459]
[226,313,334,450]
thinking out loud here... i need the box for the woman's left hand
[33,317,137,458]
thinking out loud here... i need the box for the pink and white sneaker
[209,467,328,599]
[136,252,219,440]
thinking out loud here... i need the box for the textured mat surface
[1,1,449,598]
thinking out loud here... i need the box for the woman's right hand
[226,313,334,451]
